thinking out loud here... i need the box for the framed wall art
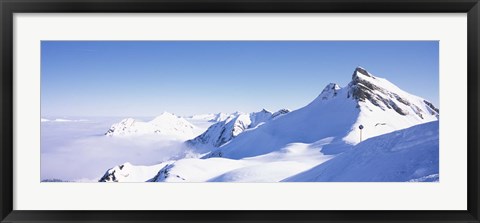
[1,0,479,222]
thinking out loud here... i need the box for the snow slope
[99,137,336,183]
[283,121,439,182]
[149,139,334,182]
[149,158,250,182]
[205,67,439,159]
[105,112,201,140]
[207,139,335,182]
[99,161,174,182]
[187,109,289,149]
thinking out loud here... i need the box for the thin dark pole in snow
[359,125,364,142]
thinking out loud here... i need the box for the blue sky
[41,41,439,117]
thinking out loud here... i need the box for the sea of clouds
[41,117,194,182]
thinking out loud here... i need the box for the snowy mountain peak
[342,67,439,143]
[318,83,341,100]
[345,67,439,120]
[348,70,384,102]
[232,111,243,116]
[188,112,235,123]
[105,112,199,140]
[203,66,439,159]
[353,66,374,78]
[260,108,271,113]
[157,111,177,118]
[150,112,181,124]
[187,108,290,149]
[105,118,136,135]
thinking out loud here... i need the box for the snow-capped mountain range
[99,67,439,182]
[187,108,290,149]
[187,112,237,123]
[105,112,200,140]
[205,67,438,159]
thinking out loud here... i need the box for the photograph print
[41,41,439,183]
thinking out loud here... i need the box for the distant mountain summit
[347,66,438,118]
[105,112,198,140]
[187,109,290,149]
[187,112,235,123]
[315,67,439,119]
[205,67,439,159]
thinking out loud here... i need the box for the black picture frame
[1,0,479,222]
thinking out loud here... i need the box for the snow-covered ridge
[186,108,290,149]
[205,67,439,159]
[187,112,238,123]
[283,121,439,182]
[105,112,199,140]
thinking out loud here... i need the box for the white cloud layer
[41,117,194,181]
